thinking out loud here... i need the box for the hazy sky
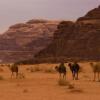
[0,0,99,33]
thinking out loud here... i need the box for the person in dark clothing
[73,62,80,80]
[68,63,75,79]
[68,62,80,80]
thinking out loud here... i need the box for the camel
[55,63,66,79]
[68,62,80,80]
[90,62,100,81]
[8,63,19,78]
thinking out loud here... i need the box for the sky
[0,0,99,33]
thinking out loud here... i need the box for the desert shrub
[68,84,75,89]
[26,68,30,71]
[29,67,34,72]
[18,73,25,79]
[58,79,70,86]
[33,66,42,72]
[16,83,21,87]
[0,64,4,67]
[0,68,4,72]
[44,68,55,73]
[26,66,42,72]
[70,89,83,93]
[23,89,28,93]
[83,75,90,79]
[0,75,4,80]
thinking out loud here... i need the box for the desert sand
[0,62,100,100]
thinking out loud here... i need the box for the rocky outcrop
[35,6,100,62]
[0,19,59,63]
[77,5,100,24]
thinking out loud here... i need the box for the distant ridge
[0,19,59,63]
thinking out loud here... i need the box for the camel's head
[68,63,72,67]
[90,62,94,66]
[55,66,59,71]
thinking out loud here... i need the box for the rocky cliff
[0,19,59,63]
[35,6,100,62]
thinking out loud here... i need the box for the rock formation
[0,19,59,63]
[35,6,100,62]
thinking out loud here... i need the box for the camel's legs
[73,72,75,80]
[76,72,79,80]
[98,72,100,81]
[16,72,18,79]
[71,72,73,80]
[71,71,74,80]
[93,72,96,81]
[63,73,66,80]
[11,72,14,78]
[63,74,64,79]
[59,73,61,79]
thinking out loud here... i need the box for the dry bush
[0,75,4,80]
[58,79,70,86]
[70,89,84,93]
[83,75,90,79]
[26,68,30,71]
[29,67,34,72]
[16,83,21,87]
[18,73,25,79]
[26,67,34,72]
[26,66,42,72]
[23,89,28,93]
[34,66,42,72]
[68,84,75,89]
[0,68,4,72]
[44,68,55,73]
[0,64,5,67]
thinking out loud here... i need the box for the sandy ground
[0,62,100,100]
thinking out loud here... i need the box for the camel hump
[59,65,66,72]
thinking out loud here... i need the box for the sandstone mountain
[0,19,59,63]
[35,6,100,62]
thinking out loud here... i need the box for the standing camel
[55,63,66,79]
[8,63,19,78]
[68,62,80,80]
[90,62,100,81]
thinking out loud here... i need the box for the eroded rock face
[77,5,100,24]
[0,19,59,63]
[35,6,100,62]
